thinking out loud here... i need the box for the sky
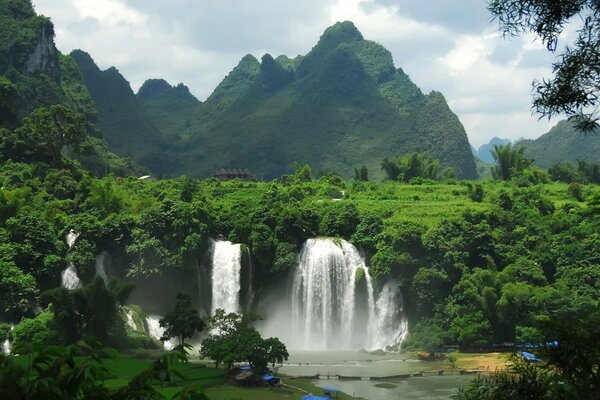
[32,0,568,147]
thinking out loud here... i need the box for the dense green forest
[0,139,598,352]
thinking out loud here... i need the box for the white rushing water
[66,229,79,249]
[61,264,82,290]
[2,324,14,355]
[126,309,137,330]
[367,281,408,350]
[145,315,175,350]
[210,240,242,313]
[95,251,109,283]
[61,230,82,290]
[290,238,407,351]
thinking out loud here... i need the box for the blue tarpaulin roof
[520,351,541,362]
[239,365,252,370]
[319,386,341,392]
[301,396,329,400]
[261,374,278,380]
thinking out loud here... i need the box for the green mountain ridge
[70,50,174,175]
[518,120,600,167]
[121,21,477,179]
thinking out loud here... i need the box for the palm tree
[491,143,532,180]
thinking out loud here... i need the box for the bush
[12,309,59,351]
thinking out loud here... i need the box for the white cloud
[72,0,146,26]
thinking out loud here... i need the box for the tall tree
[160,293,205,347]
[9,105,87,164]
[491,143,532,180]
[489,0,600,130]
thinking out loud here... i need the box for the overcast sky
[32,0,567,147]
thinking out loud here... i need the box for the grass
[11,354,355,399]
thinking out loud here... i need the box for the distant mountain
[71,51,174,175]
[518,120,600,168]
[137,79,200,145]
[474,137,511,163]
[75,22,477,179]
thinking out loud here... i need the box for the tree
[489,0,600,129]
[0,338,207,399]
[408,321,447,359]
[0,261,39,321]
[40,277,135,345]
[6,105,86,164]
[458,304,600,400]
[491,143,532,181]
[160,293,205,347]
[200,309,288,373]
[353,165,369,181]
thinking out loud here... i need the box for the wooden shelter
[212,168,255,181]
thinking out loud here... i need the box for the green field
[9,355,354,399]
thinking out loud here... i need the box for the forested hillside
[519,120,600,167]
[0,0,145,177]
[75,22,478,180]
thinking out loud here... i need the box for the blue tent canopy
[520,351,541,362]
[319,386,341,392]
[262,374,278,381]
[239,365,252,371]
[301,396,329,400]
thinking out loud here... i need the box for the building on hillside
[212,168,255,181]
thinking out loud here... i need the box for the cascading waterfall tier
[210,240,242,314]
[290,238,407,350]
[145,315,175,350]
[2,324,13,355]
[61,230,82,290]
[95,251,109,283]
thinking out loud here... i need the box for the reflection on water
[280,350,425,377]
[280,351,475,399]
[313,375,474,400]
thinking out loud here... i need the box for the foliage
[491,143,532,181]
[40,277,135,346]
[11,308,59,350]
[459,304,600,400]
[0,338,207,399]
[159,293,205,347]
[489,0,600,129]
[1,105,86,165]
[382,152,442,182]
[200,309,288,374]
[0,261,38,320]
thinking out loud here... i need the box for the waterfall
[2,324,14,355]
[210,240,242,314]
[246,246,254,309]
[95,251,109,283]
[66,229,79,249]
[61,229,82,290]
[145,315,175,350]
[290,238,407,350]
[126,309,137,330]
[367,281,408,351]
[61,264,82,290]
